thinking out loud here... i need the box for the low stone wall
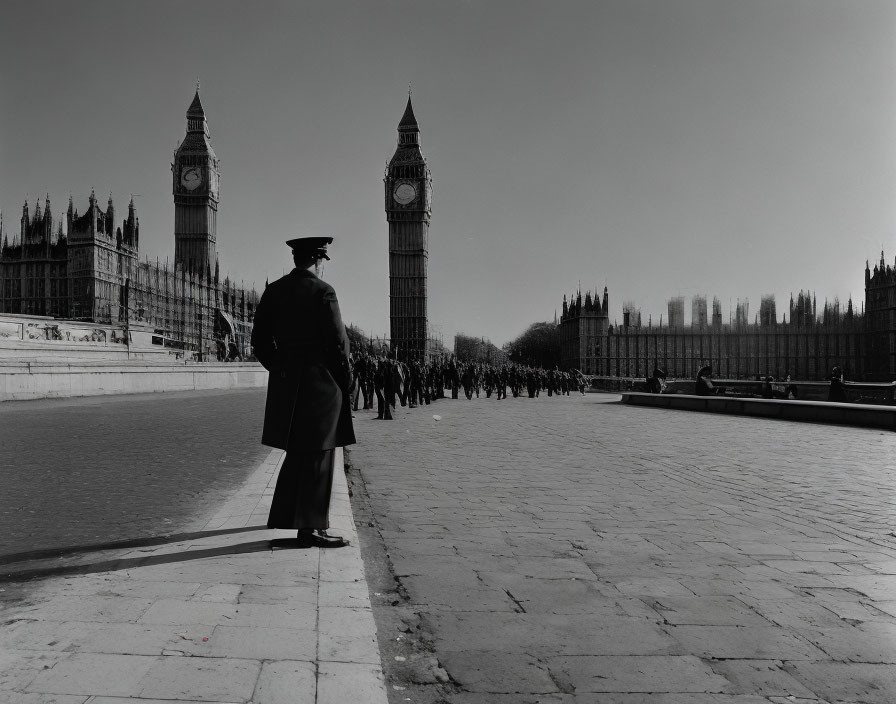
[620,392,896,431]
[0,361,267,401]
[591,376,832,400]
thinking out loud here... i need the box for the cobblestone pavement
[348,393,896,704]
[0,388,269,561]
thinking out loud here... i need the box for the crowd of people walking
[349,350,588,420]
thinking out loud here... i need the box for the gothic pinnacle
[398,92,418,130]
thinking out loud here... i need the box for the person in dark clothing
[646,366,667,394]
[828,365,847,402]
[374,348,396,420]
[251,237,355,549]
[695,364,724,396]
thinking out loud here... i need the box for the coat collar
[291,267,319,281]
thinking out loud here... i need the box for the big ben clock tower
[173,88,220,273]
[385,93,432,361]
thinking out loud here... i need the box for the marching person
[251,236,355,549]
[374,347,395,420]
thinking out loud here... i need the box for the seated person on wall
[695,364,725,396]
[762,375,799,400]
[828,365,847,403]
[645,366,667,394]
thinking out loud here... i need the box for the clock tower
[385,93,432,361]
[173,89,220,273]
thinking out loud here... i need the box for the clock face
[393,182,417,205]
[181,166,203,191]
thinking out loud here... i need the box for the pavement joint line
[0,444,389,704]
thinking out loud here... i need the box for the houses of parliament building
[0,91,258,360]
[560,254,896,382]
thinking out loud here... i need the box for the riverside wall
[0,360,267,401]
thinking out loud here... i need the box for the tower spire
[396,91,420,147]
[186,88,209,136]
[398,93,419,131]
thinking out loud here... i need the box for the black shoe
[297,530,348,548]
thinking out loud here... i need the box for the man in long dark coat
[251,237,356,548]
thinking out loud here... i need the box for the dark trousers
[267,448,335,531]
[375,387,393,419]
[360,381,372,409]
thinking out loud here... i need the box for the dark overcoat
[251,268,356,451]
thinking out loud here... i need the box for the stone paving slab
[0,447,388,704]
[349,393,896,702]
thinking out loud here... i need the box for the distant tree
[428,336,449,358]
[454,333,505,364]
[345,324,373,354]
[505,321,560,369]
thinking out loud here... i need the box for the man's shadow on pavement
[0,528,317,584]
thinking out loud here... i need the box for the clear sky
[2,0,895,345]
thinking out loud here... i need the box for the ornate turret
[106,194,115,236]
[123,195,139,248]
[17,197,53,246]
[41,195,52,244]
[559,286,611,374]
[20,201,29,240]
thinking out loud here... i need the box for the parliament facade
[0,91,258,360]
[560,252,896,381]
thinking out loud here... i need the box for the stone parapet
[0,312,173,362]
[620,391,896,430]
[0,360,266,401]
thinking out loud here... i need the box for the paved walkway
[349,392,896,704]
[0,448,389,704]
